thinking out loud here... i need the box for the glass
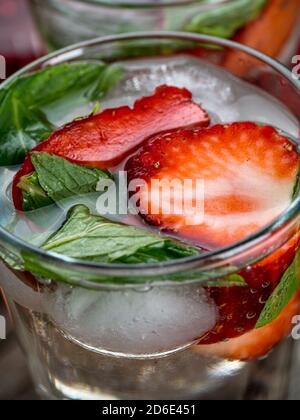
[0,33,299,400]
[29,0,300,65]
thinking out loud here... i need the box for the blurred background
[0,0,41,400]
[1,0,300,400]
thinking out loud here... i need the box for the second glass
[29,0,300,65]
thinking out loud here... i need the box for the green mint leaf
[185,0,267,39]
[0,244,24,271]
[18,152,111,211]
[18,172,54,212]
[207,273,247,287]
[91,102,101,115]
[114,240,200,264]
[88,64,123,102]
[0,63,122,165]
[20,206,247,286]
[0,94,54,165]
[293,173,300,200]
[22,250,247,287]
[256,251,300,329]
[41,205,200,264]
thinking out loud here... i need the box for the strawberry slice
[126,122,299,250]
[126,122,299,346]
[13,85,209,210]
[195,289,300,361]
[199,235,298,345]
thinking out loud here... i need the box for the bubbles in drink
[48,283,217,356]
[106,56,299,134]
[0,55,299,356]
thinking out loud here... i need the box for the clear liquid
[1,55,298,354]
[1,55,298,244]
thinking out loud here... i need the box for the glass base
[8,298,249,400]
[36,362,249,401]
[34,359,249,401]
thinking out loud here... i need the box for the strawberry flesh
[126,122,299,348]
[126,122,299,249]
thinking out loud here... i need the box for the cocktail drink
[0,33,299,400]
[29,0,300,65]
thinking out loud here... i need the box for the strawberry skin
[13,85,209,211]
[199,235,298,345]
[126,122,299,350]
[126,122,299,249]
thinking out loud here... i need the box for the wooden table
[1,299,300,400]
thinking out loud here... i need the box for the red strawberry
[13,85,209,210]
[126,122,299,250]
[126,122,299,345]
[199,237,298,345]
[195,289,300,361]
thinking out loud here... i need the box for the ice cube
[49,283,217,356]
[104,55,299,134]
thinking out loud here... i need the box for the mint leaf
[208,273,246,287]
[18,172,54,212]
[20,205,247,286]
[88,64,123,102]
[0,244,24,271]
[18,152,111,211]
[31,152,111,202]
[0,63,122,165]
[22,250,247,287]
[0,94,54,165]
[256,251,300,329]
[293,173,300,200]
[41,205,200,264]
[185,0,267,39]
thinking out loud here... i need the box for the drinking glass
[0,33,299,400]
[29,0,300,65]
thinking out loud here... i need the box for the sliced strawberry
[199,235,298,345]
[126,122,299,345]
[126,122,299,250]
[13,85,209,210]
[195,289,300,361]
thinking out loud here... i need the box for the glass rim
[0,31,299,277]
[65,0,230,9]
